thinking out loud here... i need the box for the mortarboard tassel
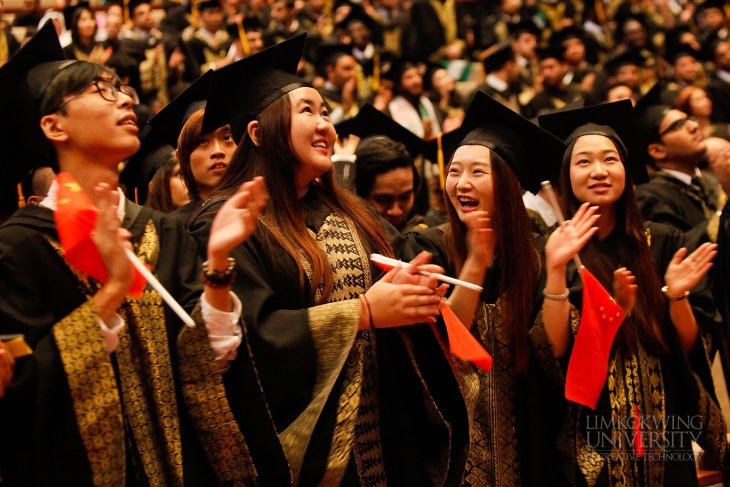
[192,0,199,29]
[17,183,26,208]
[236,17,251,57]
[372,51,380,92]
[123,0,130,25]
[437,132,445,190]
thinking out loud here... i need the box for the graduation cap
[202,33,308,142]
[380,55,417,83]
[536,45,563,62]
[335,104,429,158]
[226,15,263,38]
[119,138,176,204]
[337,9,376,32]
[665,42,700,64]
[551,25,583,47]
[604,49,645,75]
[632,83,671,146]
[148,69,214,147]
[537,99,650,184]
[196,0,221,10]
[508,19,540,38]
[316,43,353,73]
[482,42,515,73]
[698,0,727,13]
[0,21,71,215]
[428,91,566,194]
[63,1,92,31]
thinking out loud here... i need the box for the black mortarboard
[148,69,213,147]
[380,55,417,83]
[482,42,515,73]
[604,49,645,75]
[335,104,429,158]
[665,42,700,64]
[698,0,727,12]
[538,99,650,184]
[336,9,376,32]
[0,21,71,215]
[316,43,353,72]
[226,15,263,39]
[633,83,670,146]
[127,0,152,16]
[551,25,583,47]
[119,138,176,203]
[508,19,540,38]
[196,0,221,10]
[428,91,565,193]
[202,33,308,142]
[63,1,91,31]
[536,45,563,62]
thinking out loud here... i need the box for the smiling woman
[536,100,727,487]
[188,34,471,486]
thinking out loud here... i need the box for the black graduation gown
[181,29,232,81]
[401,227,568,487]
[189,191,469,486]
[706,73,730,124]
[529,222,727,487]
[636,172,713,246]
[0,202,239,487]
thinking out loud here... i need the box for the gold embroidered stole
[428,0,457,44]
[0,31,9,64]
[277,212,387,486]
[50,220,184,486]
[463,301,522,487]
[178,306,259,486]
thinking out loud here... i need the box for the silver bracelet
[543,288,570,300]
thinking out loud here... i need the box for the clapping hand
[663,243,717,299]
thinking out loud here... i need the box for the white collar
[717,69,730,84]
[522,191,557,227]
[486,74,508,92]
[660,168,696,186]
[41,180,126,222]
[352,44,374,60]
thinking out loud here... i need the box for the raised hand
[0,341,14,398]
[365,266,443,328]
[664,243,717,299]
[92,183,134,290]
[613,267,637,318]
[545,203,600,270]
[464,210,495,272]
[207,177,268,266]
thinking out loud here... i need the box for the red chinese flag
[440,302,493,372]
[371,258,493,372]
[54,173,147,298]
[565,267,622,409]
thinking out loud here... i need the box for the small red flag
[370,257,492,371]
[54,173,147,298]
[565,267,623,409]
[440,302,493,372]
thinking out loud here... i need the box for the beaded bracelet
[201,258,236,288]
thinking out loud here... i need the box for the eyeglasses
[53,78,140,113]
[659,116,698,137]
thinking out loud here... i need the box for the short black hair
[40,61,117,116]
[355,136,420,197]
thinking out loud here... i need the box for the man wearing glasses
[637,104,720,245]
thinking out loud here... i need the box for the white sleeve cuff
[331,154,357,163]
[99,314,125,353]
[330,107,345,125]
[201,291,243,363]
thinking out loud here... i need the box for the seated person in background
[145,148,190,213]
[337,104,446,234]
[20,166,56,206]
